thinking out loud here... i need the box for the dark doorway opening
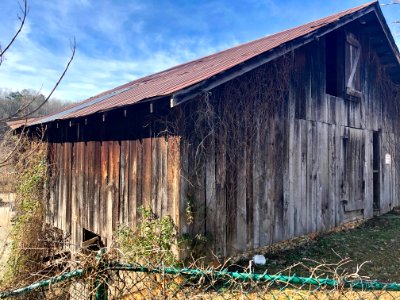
[373,131,380,211]
[82,228,104,251]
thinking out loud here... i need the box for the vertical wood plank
[159,137,168,218]
[48,144,55,226]
[307,121,317,233]
[67,142,73,236]
[128,140,138,227]
[100,141,109,240]
[299,120,308,235]
[77,142,85,240]
[106,142,113,242]
[236,131,247,252]
[69,142,77,251]
[58,143,64,230]
[83,142,89,230]
[192,138,206,244]
[246,126,254,249]
[167,136,181,232]
[87,142,95,232]
[63,142,69,232]
[287,115,297,238]
[290,119,300,237]
[156,138,162,217]
[179,139,189,240]
[327,125,337,229]
[151,135,158,215]
[216,130,227,256]
[226,149,236,254]
[136,140,143,223]
[93,141,101,234]
[120,140,129,225]
[108,141,120,239]
[318,123,329,231]
[142,138,152,210]
[259,118,273,247]
[252,125,260,249]
[205,134,216,252]
[364,131,374,218]
[337,126,345,225]
[273,116,285,243]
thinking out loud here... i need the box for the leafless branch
[13,38,76,121]
[0,39,75,166]
[0,1,75,125]
[0,0,28,65]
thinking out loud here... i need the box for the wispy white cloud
[0,7,238,102]
[0,0,239,102]
[1,0,399,104]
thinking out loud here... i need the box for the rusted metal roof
[6,118,37,129]
[30,1,396,126]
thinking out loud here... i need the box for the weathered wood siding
[179,25,400,257]
[44,19,400,257]
[46,106,183,250]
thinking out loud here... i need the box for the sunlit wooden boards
[48,134,182,249]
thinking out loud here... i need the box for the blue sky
[0,0,399,102]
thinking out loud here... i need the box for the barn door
[341,127,365,212]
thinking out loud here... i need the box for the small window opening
[326,32,340,97]
[82,228,104,251]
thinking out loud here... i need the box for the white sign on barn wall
[385,153,392,165]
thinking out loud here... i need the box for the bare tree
[0,0,75,166]
[0,0,75,122]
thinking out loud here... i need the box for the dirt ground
[248,211,400,283]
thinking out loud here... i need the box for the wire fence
[2,258,400,300]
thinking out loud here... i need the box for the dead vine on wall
[175,55,293,254]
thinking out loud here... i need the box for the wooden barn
[22,1,400,257]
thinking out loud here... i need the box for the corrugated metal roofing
[6,118,37,130]
[31,1,381,126]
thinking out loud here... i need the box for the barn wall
[290,31,400,221]
[46,105,184,250]
[180,23,400,257]
[43,20,400,257]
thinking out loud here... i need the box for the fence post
[94,249,108,300]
